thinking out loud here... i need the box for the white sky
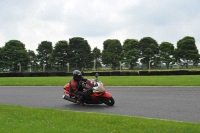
[0,0,200,52]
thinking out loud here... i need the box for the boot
[77,96,84,106]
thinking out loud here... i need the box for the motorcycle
[63,73,115,106]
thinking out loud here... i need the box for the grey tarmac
[0,86,200,122]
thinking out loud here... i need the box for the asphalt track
[0,86,200,122]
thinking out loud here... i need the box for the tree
[68,37,93,70]
[102,39,122,70]
[36,41,53,71]
[50,40,69,71]
[121,39,140,69]
[159,42,174,69]
[0,40,29,72]
[139,37,159,69]
[27,50,38,72]
[0,47,3,67]
[92,47,102,70]
[175,36,199,67]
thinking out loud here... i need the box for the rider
[69,70,93,106]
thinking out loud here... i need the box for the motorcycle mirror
[95,73,99,77]
[95,73,99,81]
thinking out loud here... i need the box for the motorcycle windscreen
[93,82,106,92]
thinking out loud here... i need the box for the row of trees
[102,36,199,70]
[0,36,199,72]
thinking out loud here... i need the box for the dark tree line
[0,36,199,72]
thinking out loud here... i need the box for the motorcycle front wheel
[102,97,115,106]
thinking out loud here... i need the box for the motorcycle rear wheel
[103,97,115,106]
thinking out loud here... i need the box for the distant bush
[1,70,200,77]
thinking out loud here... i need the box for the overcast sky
[0,0,200,52]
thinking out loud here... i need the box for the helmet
[73,70,82,81]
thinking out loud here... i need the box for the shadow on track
[61,103,115,113]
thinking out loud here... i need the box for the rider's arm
[81,76,88,82]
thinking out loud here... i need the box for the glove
[88,88,93,93]
[88,88,93,95]
[84,89,93,97]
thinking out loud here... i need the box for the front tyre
[103,97,115,106]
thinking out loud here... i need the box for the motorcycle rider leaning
[69,70,93,106]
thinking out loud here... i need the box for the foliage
[27,50,38,72]
[69,37,93,70]
[175,36,199,67]
[122,39,140,69]
[0,47,3,67]
[92,47,102,70]
[139,37,159,69]
[0,40,29,72]
[1,36,200,72]
[50,40,69,71]
[159,42,174,69]
[36,41,53,70]
[102,39,122,70]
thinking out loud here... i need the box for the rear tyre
[103,97,115,106]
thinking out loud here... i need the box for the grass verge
[1,75,200,86]
[0,104,199,133]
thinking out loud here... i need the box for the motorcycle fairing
[99,92,112,98]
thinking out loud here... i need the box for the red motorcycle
[63,73,115,106]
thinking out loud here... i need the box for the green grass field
[1,75,200,86]
[1,76,200,132]
[0,105,199,133]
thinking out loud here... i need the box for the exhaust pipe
[63,95,77,103]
